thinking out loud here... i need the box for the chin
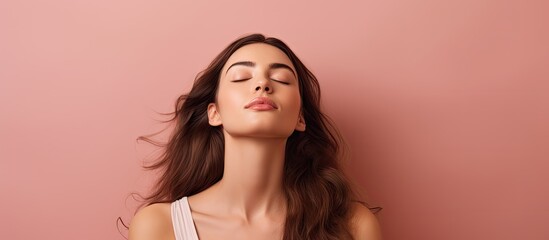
[224,127,295,139]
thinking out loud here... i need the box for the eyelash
[231,78,290,85]
[231,79,249,82]
[272,79,290,85]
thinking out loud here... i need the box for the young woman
[129,34,381,240]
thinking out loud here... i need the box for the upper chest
[191,212,284,240]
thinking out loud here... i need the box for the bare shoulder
[349,202,382,240]
[128,203,174,240]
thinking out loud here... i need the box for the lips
[244,97,278,110]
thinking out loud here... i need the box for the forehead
[222,43,295,71]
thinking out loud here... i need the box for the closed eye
[272,79,290,85]
[231,78,251,82]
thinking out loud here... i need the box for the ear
[207,103,222,126]
[295,113,306,132]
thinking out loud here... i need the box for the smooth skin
[129,43,381,240]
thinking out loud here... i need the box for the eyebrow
[225,61,296,78]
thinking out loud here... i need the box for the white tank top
[171,197,200,240]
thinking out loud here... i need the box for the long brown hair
[139,33,370,239]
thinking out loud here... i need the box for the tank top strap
[171,197,200,240]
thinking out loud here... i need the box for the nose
[254,80,273,94]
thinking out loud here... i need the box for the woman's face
[208,43,306,138]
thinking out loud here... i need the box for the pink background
[1,0,548,239]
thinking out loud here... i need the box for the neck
[213,134,287,220]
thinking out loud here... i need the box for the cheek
[215,85,246,113]
[280,92,303,133]
[285,90,302,112]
